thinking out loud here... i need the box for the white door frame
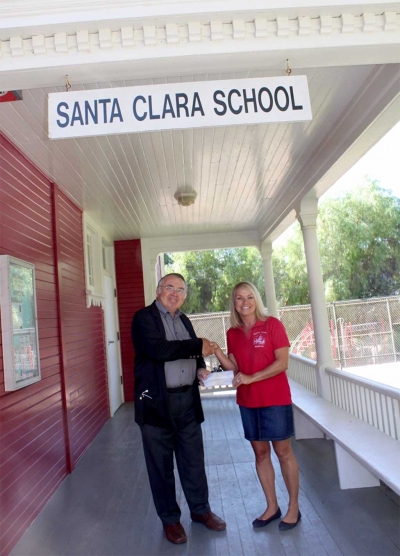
[103,248,124,415]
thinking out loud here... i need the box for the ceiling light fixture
[174,191,197,207]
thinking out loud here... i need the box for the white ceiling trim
[142,229,261,258]
[1,10,399,91]
[1,12,398,60]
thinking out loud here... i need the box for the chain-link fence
[189,296,400,369]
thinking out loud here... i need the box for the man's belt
[167,385,192,394]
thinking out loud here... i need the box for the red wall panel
[0,136,66,555]
[114,240,145,401]
[0,134,109,555]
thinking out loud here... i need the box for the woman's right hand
[213,348,238,373]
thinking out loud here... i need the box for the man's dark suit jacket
[131,301,206,430]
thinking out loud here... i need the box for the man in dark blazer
[131,273,226,544]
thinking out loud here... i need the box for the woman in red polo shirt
[214,281,300,531]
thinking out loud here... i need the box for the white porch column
[140,239,158,305]
[260,241,278,317]
[297,194,334,400]
[159,253,165,277]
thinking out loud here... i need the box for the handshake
[201,338,220,358]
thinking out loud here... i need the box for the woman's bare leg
[272,438,299,523]
[250,440,280,520]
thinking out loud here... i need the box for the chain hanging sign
[48,76,312,140]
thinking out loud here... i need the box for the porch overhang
[0,0,399,245]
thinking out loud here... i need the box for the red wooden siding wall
[114,240,145,401]
[0,136,66,556]
[0,134,109,555]
[54,189,109,465]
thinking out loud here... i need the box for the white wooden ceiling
[1,64,398,243]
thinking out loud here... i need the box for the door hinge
[117,331,120,341]
[114,288,117,297]
[120,376,123,385]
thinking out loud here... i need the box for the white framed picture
[0,256,41,391]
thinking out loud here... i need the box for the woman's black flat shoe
[279,510,302,531]
[252,508,282,528]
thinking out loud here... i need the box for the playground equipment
[292,318,391,367]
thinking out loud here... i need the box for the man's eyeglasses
[161,285,186,295]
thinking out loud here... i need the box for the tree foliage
[272,226,309,306]
[166,180,400,312]
[165,248,265,313]
[318,180,400,301]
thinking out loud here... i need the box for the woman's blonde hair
[229,281,267,328]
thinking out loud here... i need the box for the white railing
[200,383,236,395]
[288,354,400,440]
[288,353,318,393]
[326,366,400,440]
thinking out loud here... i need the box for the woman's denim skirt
[239,404,294,442]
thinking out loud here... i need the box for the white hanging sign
[48,76,312,140]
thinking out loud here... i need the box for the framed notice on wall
[0,256,41,391]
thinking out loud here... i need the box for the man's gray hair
[157,273,187,288]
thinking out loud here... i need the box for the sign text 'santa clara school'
[48,76,312,139]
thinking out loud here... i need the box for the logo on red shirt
[253,332,266,348]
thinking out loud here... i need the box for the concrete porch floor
[11,395,400,556]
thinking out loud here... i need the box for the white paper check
[202,370,235,388]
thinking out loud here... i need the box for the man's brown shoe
[163,522,187,544]
[190,511,226,531]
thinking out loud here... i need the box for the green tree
[272,227,309,306]
[319,180,400,300]
[166,248,265,313]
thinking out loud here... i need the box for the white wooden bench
[289,379,400,495]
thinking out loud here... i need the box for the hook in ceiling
[65,75,71,92]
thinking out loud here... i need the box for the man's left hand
[197,368,210,386]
